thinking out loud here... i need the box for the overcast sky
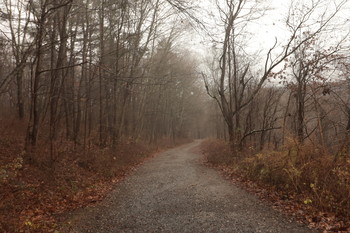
[179,0,350,63]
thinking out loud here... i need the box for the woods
[0,0,205,158]
[200,1,350,231]
[203,0,350,155]
[0,0,208,231]
[0,0,350,232]
[3,0,348,159]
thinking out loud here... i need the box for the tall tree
[203,0,348,154]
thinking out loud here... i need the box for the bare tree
[0,0,33,118]
[203,0,348,154]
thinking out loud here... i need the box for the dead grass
[201,138,350,232]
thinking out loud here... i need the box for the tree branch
[240,126,282,144]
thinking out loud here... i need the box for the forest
[0,0,349,232]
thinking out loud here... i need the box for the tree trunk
[16,70,24,119]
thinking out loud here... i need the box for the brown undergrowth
[201,139,350,233]
[0,119,190,232]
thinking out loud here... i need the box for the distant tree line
[0,0,349,162]
[0,0,210,164]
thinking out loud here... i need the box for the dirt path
[62,141,314,233]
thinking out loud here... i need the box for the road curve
[63,141,314,233]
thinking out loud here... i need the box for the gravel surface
[62,141,315,233]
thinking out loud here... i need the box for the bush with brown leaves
[201,138,350,229]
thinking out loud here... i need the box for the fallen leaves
[201,141,350,233]
[0,138,161,232]
[212,165,350,232]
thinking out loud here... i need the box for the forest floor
[0,119,189,232]
[201,139,350,233]
[60,140,314,233]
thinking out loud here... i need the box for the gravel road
[62,141,315,233]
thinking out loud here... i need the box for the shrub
[201,138,350,222]
[201,139,233,165]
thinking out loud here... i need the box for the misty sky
[180,0,350,63]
